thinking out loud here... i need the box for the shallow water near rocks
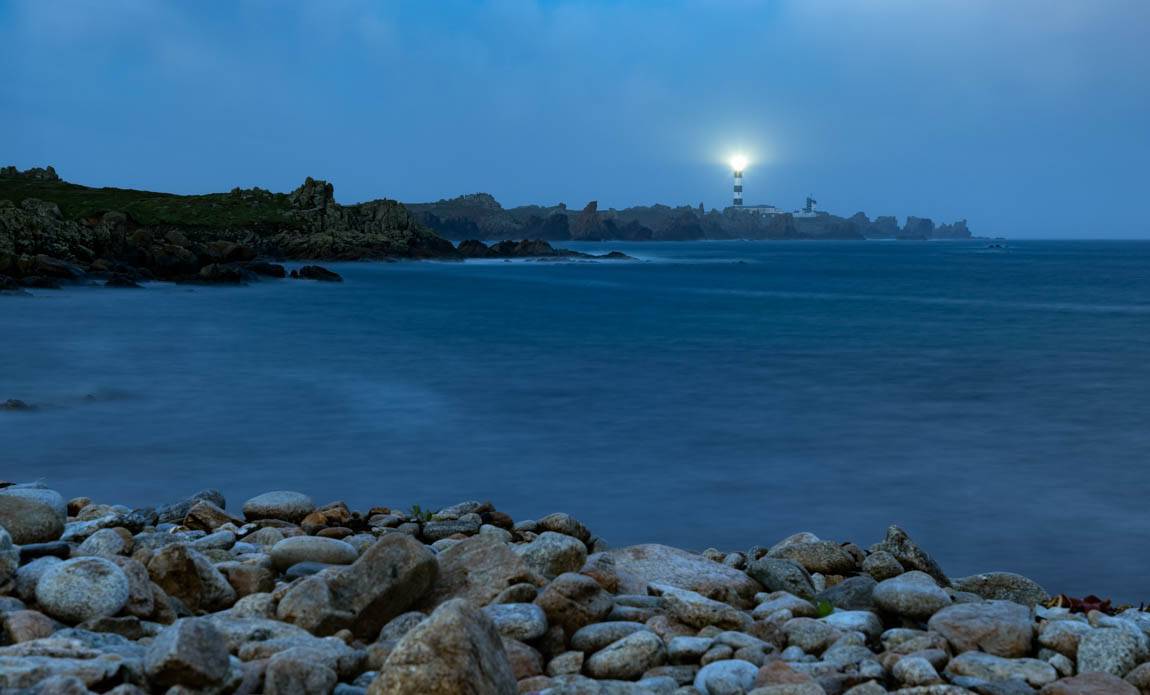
[3,240,1149,600]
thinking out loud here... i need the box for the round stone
[243,491,316,522]
[35,556,130,623]
[927,600,1034,657]
[952,572,1049,607]
[892,656,940,686]
[0,487,66,544]
[873,570,952,619]
[513,532,587,580]
[583,630,666,679]
[694,659,759,695]
[482,603,548,641]
[1077,626,1147,677]
[269,536,357,571]
[570,621,651,653]
[76,527,132,557]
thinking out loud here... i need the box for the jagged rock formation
[899,216,936,240]
[935,219,971,239]
[0,167,457,285]
[456,238,633,261]
[409,193,972,242]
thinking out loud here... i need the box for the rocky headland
[407,195,974,243]
[1,482,1146,694]
[0,167,628,293]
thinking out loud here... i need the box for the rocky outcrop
[0,167,458,288]
[900,215,936,240]
[935,218,972,239]
[409,192,975,242]
[0,166,59,181]
[866,215,901,238]
[455,238,634,261]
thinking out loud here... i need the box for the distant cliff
[0,166,457,283]
[409,194,973,242]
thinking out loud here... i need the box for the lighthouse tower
[730,155,747,208]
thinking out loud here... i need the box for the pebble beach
[2,483,1149,694]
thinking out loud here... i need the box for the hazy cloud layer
[3,0,1148,236]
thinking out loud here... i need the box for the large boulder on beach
[928,600,1033,657]
[873,570,951,619]
[368,598,516,695]
[534,572,613,637]
[945,651,1058,688]
[35,557,130,623]
[1038,618,1093,657]
[869,525,950,586]
[276,575,355,636]
[0,610,55,643]
[0,653,130,689]
[1077,626,1149,677]
[747,557,816,599]
[607,544,762,607]
[953,571,1050,607]
[535,512,592,544]
[144,618,231,689]
[1042,672,1140,695]
[482,603,548,641]
[155,489,227,525]
[265,648,339,695]
[328,534,438,639]
[657,584,750,630]
[694,659,760,694]
[423,534,542,608]
[243,490,315,522]
[0,486,66,544]
[513,531,586,579]
[768,540,857,576]
[109,556,155,619]
[269,536,357,571]
[182,500,242,531]
[583,630,666,680]
[147,543,236,612]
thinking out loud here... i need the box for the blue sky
[3,0,1149,237]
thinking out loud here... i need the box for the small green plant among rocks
[408,504,435,522]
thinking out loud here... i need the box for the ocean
[3,240,1149,599]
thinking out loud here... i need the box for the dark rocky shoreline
[2,483,1148,694]
[0,167,632,295]
[407,194,974,243]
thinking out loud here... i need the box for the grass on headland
[0,178,301,230]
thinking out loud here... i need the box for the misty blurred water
[3,240,1149,598]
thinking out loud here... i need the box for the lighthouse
[730,155,747,208]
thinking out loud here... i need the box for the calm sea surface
[4,240,1149,599]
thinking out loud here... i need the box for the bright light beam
[729,154,749,171]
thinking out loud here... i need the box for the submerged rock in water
[293,265,343,282]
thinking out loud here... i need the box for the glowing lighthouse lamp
[729,155,748,208]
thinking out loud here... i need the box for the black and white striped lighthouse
[730,155,748,208]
